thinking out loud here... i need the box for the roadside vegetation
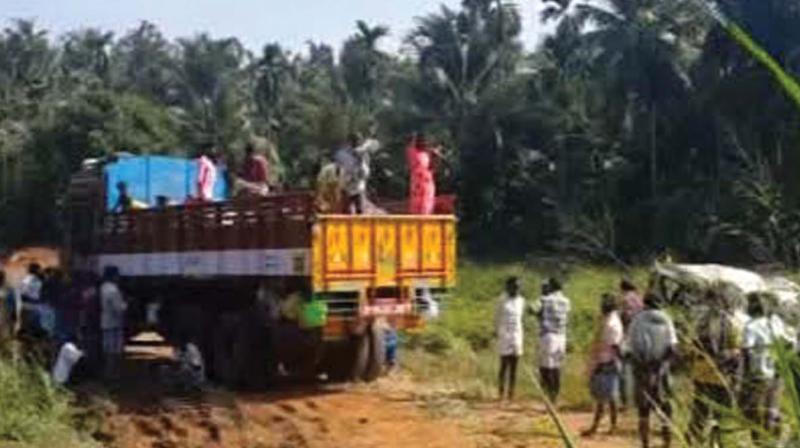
[0,359,96,448]
[403,262,800,447]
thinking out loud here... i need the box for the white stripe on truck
[88,249,311,277]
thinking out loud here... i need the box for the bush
[0,360,96,448]
[405,325,460,355]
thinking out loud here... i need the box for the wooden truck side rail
[98,192,315,254]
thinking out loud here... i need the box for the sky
[2,0,546,54]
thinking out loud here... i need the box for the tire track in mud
[89,337,468,448]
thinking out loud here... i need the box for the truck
[63,155,457,387]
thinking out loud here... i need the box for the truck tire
[213,314,240,386]
[234,311,274,390]
[362,323,386,382]
[351,332,370,381]
[321,340,356,382]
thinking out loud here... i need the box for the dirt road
[84,335,637,448]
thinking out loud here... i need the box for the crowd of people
[0,264,108,379]
[0,263,203,389]
[495,276,799,448]
[112,131,445,218]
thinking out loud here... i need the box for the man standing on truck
[241,141,270,187]
[100,266,128,380]
[196,148,218,202]
[112,181,133,213]
[335,132,380,214]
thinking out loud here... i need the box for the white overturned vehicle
[650,263,800,329]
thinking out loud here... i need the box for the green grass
[404,262,648,409]
[0,359,97,448]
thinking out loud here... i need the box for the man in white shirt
[742,293,792,443]
[532,278,571,405]
[20,263,44,334]
[196,149,218,202]
[100,266,128,379]
[20,263,42,303]
[495,277,525,401]
[335,133,381,214]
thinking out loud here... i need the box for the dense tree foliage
[1,0,799,266]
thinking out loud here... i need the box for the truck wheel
[234,313,274,390]
[213,314,240,386]
[321,340,356,382]
[362,323,386,382]
[351,332,370,381]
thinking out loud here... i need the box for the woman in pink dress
[406,134,440,215]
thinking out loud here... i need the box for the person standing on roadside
[741,292,792,444]
[495,277,525,401]
[0,270,20,358]
[685,289,741,444]
[40,268,63,339]
[20,263,43,332]
[628,293,678,448]
[100,266,128,380]
[78,272,101,373]
[620,280,644,330]
[620,279,643,407]
[533,278,571,405]
[583,293,624,437]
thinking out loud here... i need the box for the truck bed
[77,193,456,283]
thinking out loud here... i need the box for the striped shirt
[536,291,571,337]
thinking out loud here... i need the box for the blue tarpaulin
[105,155,228,210]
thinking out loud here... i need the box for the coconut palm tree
[252,43,291,138]
[61,28,115,85]
[111,21,176,102]
[172,34,248,152]
[569,0,707,213]
[340,21,390,114]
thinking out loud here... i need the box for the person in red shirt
[241,143,270,186]
[620,279,644,330]
[406,133,443,215]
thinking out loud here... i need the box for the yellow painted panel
[445,221,457,287]
[400,222,420,271]
[325,221,350,273]
[351,221,373,272]
[421,222,444,271]
[312,224,323,290]
[375,222,397,286]
[313,216,457,292]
